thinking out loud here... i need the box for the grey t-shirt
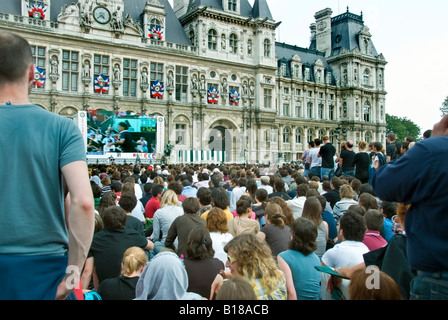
[0,105,86,256]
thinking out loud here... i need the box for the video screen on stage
[86,110,158,154]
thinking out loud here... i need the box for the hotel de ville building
[1,0,387,164]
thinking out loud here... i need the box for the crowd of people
[2,32,447,303]
[82,130,428,301]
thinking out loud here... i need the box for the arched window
[264,39,271,57]
[229,33,238,54]
[365,131,372,143]
[208,29,217,50]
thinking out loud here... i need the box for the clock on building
[93,6,111,24]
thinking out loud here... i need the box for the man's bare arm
[56,160,95,299]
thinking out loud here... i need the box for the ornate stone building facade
[1,0,387,164]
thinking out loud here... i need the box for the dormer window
[228,0,237,11]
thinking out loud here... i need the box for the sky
[169,0,448,133]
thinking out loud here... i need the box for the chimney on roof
[314,8,332,57]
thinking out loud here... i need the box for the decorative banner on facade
[148,26,163,40]
[229,89,240,106]
[94,74,110,93]
[27,3,47,19]
[151,80,164,99]
[207,87,219,104]
[33,66,46,87]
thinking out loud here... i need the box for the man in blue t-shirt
[373,115,448,300]
[0,32,95,300]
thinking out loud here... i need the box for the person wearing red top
[144,184,163,219]
[362,209,388,251]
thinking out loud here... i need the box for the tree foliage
[386,114,421,142]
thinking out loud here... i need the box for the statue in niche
[242,81,248,95]
[141,68,148,85]
[113,64,121,81]
[83,60,90,78]
[200,75,206,91]
[191,74,199,90]
[167,71,174,88]
[221,34,226,50]
[50,56,58,75]
[249,82,255,96]
[247,40,252,55]
[221,77,228,93]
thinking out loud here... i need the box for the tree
[386,114,421,142]
[441,96,448,116]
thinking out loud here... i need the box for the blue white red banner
[33,66,46,87]
[27,3,47,19]
[151,80,164,98]
[229,89,240,106]
[94,74,110,93]
[208,87,219,104]
[148,26,163,40]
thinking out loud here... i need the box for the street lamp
[334,125,347,151]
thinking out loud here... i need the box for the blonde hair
[224,233,284,294]
[340,184,354,199]
[160,189,179,207]
[121,246,148,276]
[264,203,286,228]
[153,176,165,186]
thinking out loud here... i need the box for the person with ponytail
[256,203,291,257]
[97,246,148,300]
[183,226,224,299]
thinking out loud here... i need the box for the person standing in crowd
[386,133,397,162]
[337,140,356,177]
[309,138,322,179]
[301,140,314,178]
[0,32,95,300]
[372,114,448,300]
[352,141,371,184]
[318,135,336,180]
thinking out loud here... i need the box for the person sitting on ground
[183,226,225,299]
[211,233,287,300]
[277,217,322,300]
[227,197,260,237]
[165,197,205,258]
[134,250,203,300]
[97,246,148,300]
[256,203,290,258]
[363,209,388,251]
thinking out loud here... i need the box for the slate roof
[1,0,191,45]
